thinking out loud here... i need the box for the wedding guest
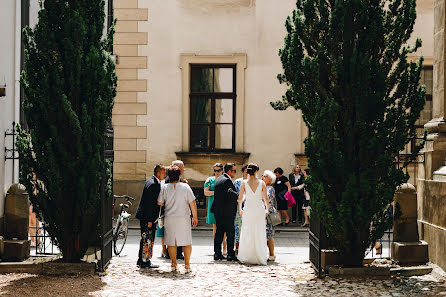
[166,160,187,259]
[29,173,42,248]
[156,174,167,258]
[204,163,227,254]
[233,163,248,255]
[211,163,238,261]
[262,170,277,261]
[273,167,292,225]
[301,169,311,227]
[289,164,305,224]
[157,166,198,273]
[136,164,166,268]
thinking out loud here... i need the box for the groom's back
[214,174,231,216]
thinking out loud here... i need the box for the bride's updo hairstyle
[246,163,259,176]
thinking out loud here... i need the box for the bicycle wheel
[113,219,129,255]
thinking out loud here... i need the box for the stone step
[390,266,433,277]
[433,165,446,181]
[2,239,31,262]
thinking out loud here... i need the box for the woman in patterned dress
[204,163,226,254]
[262,170,277,261]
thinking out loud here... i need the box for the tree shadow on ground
[293,275,446,297]
[137,267,196,280]
[0,273,105,297]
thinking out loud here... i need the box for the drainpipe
[13,0,22,185]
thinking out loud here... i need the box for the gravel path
[1,262,445,297]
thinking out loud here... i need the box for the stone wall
[112,0,149,182]
[416,0,446,272]
[417,179,446,270]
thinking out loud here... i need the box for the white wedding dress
[237,180,269,265]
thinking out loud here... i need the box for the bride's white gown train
[237,180,269,265]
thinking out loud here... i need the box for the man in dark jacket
[135,164,166,268]
[211,163,238,261]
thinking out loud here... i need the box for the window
[189,65,236,152]
[420,66,433,102]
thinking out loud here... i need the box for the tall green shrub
[17,0,116,262]
[272,0,425,266]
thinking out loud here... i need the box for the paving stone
[1,231,446,296]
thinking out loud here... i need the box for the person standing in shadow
[165,160,188,260]
[211,163,238,261]
[135,164,166,268]
[289,164,305,224]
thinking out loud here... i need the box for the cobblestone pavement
[1,231,445,296]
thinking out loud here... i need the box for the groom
[211,163,238,261]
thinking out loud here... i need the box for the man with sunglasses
[211,163,238,261]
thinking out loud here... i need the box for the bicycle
[112,194,135,256]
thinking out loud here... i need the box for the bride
[237,163,269,265]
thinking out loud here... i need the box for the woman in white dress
[237,163,269,265]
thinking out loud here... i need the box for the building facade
[417,0,446,272]
[1,0,443,271]
[0,0,23,234]
[112,0,435,216]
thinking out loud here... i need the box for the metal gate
[98,122,114,272]
[309,211,327,277]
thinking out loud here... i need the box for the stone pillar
[392,184,428,265]
[422,1,445,178]
[393,184,419,242]
[3,184,31,261]
[415,0,446,271]
[5,184,29,240]
[423,0,446,181]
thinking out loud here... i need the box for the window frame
[189,64,237,152]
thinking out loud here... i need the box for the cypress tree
[272,0,425,266]
[17,0,116,262]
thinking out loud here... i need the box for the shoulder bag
[266,195,282,226]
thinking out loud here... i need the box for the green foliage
[273,0,425,266]
[17,0,116,262]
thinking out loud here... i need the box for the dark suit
[289,173,305,223]
[212,173,238,257]
[136,176,160,263]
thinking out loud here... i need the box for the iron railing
[29,222,58,255]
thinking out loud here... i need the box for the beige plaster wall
[0,0,21,232]
[114,0,434,183]
[135,0,303,181]
[410,0,435,58]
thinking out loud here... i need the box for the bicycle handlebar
[113,195,136,201]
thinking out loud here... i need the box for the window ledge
[175,151,250,164]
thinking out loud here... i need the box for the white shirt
[294,174,301,184]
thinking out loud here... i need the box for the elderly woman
[262,170,277,261]
[158,166,198,273]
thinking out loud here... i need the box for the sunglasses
[214,168,222,172]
